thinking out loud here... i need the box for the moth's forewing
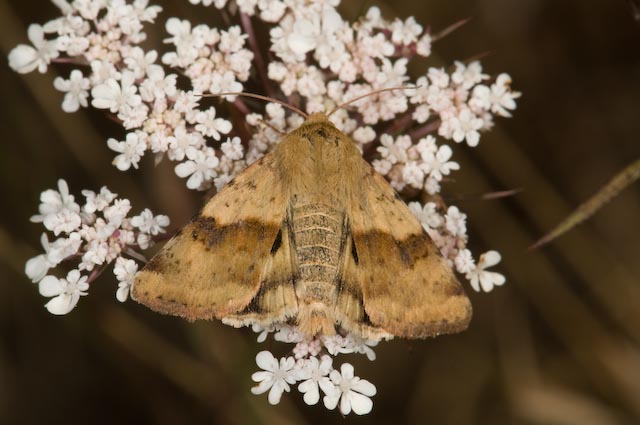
[132,153,294,321]
[347,167,472,338]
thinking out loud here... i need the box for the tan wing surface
[132,154,297,322]
[348,166,472,338]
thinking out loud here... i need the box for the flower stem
[432,17,472,42]
[409,119,441,139]
[383,111,415,136]
[240,13,274,96]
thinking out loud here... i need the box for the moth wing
[132,154,297,322]
[347,166,472,338]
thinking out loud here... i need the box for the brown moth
[132,111,472,340]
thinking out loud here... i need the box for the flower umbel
[12,0,520,416]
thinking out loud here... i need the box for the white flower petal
[8,45,39,74]
[348,391,374,415]
[25,255,49,282]
[267,380,288,405]
[38,275,63,297]
[255,351,278,372]
[352,379,377,397]
[45,293,75,315]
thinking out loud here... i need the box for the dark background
[1,0,640,424]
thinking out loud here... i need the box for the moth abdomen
[291,202,344,335]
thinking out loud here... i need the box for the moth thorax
[292,202,344,335]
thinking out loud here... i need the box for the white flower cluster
[25,179,169,314]
[11,0,518,415]
[410,202,506,292]
[248,324,378,415]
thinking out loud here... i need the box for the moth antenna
[202,92,309,119]
[326,86,420,117]
[258,118,286,136]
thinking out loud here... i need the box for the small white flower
[31,179,80,224]
[424,176,441,195]
[401,161,425,189]
[136,233,152,250]
[25,233,61,282]
[219,25,247,52]
[428,67,450,88]
[220,136,244,160]
[341,334,378,361]
[293,339,322,359]
[82,186,117,213]
[273,324,305,343]
[139,64,177,101]
[8,24,60,74]
[409,201,443,229]
[352,126,376,145]
[466,250,506,292]
[123,47,158,79]
[323,363,376,415]
[454,249,475,274]
[421,145,460,181]
[130,209,169,235]
[195,107,232,140]
[297,356,334,405]
[25,254,50,283]
[107,132,146,171]
[445,206,467,237]
[489,74,521,117]
[416,33,432,56]
[91,72,142,113]
[252,323,275,343]
[167,124,204,161]
[452,61,488,90]
[44,209,82,235]
[90,60,121,86]
[80,239,109,271]
[391,16,422,45]
[209,71,243,98]
[414,135,437,156]
[46,232,82,265]
[54,70,90,112]
[174,148,219,190]
[450,108,484,147]
[322,334,347,356]
[38,269,89,315]
[251,351,298,405]
[113,257,138,302]
[377,134,411,164]
[103,199,132,228]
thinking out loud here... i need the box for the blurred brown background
[1,0,639,424]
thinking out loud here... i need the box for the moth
[132,103,472,340]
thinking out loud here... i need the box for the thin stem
[409,119,441,139]
[382,111,415,136]
[233,97,250,115]
[431,17,472,42]
[220,8,232,26]
[123,247,148,263]
[87,263,109,284]
[240,12,274,96]
[53,57,89,66]
[463,50,494,64]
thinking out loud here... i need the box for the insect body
[133,113,472,340]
